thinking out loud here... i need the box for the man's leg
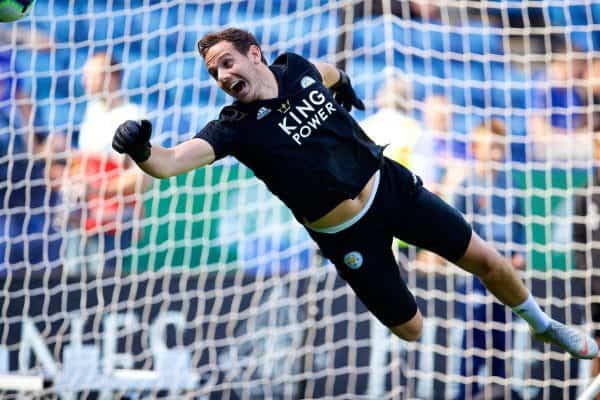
[307,224,423,342]
[387,170,598,359]
[456,232,598,359]
[455,233,527,307]
[390,309,423,341]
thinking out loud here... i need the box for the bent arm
[313,62,341,88]
[137,138,216,179]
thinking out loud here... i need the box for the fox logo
[301,76,316,88]
[343,251,363,269]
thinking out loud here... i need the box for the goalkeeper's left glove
[112,119,152,163]
[330,70,365,112]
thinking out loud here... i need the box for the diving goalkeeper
[112,28,597,359]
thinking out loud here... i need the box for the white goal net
[1,1,599,399]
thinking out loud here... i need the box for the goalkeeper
[112,28,597,359]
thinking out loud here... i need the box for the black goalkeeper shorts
[307,158,472,327]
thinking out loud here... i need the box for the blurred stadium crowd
[0,0,598,276]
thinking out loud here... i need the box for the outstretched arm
[313,62,365,112]
[113,119,216,179]
[137,139,215,179]
[313,62,341,88]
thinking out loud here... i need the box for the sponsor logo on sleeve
[256,107,272,120]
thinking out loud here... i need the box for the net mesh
[1,1,599,399]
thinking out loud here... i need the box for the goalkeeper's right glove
[330,69,365,112]
[112,119,152,163]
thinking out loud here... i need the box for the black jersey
[195,52,384,222]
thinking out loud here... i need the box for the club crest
[343,251,363,269]
[301,76,316,88]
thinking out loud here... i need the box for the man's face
[472,131,505,163]
[82,57,106,95]
[550,58,582,83]
[204,41,262,103]
[423,95,449,132]
[594,135,600,162]
[586,59,600,95]
[83,56,118,96]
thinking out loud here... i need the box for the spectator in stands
[361,76,438,268]
[572,132,600,382]
[546,4,600,53]
[0,23,53,50]
[408,0,441,22]
[363,80,461,270]
[583,55,600,132]
[453,119,526,400]
[421,93,467,199]
[361,75,435,186]
[0,51,62,273]
[63,52,151,276]
[528,36,589,161]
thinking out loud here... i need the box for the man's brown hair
[473,119,507,137]
[197,28,266,64]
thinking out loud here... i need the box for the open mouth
[230,80,246,95]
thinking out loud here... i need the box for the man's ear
[248,44,262,64]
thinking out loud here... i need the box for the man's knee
[457,232,505,278]
[390,309,423,342]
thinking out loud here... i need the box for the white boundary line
[0,374,49,391]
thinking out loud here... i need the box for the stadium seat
[490,63,528,109]
[448,23,504,56]
[154,110,194,145]
[245,0,330,14]
[247,12,337,57]
[547,4,600,51]
[47,102,76,131]
[27,0,71,42]
[351,17,387,50]
[15,51,71,104]
[164,57,198,107]
[406,22,446,53]
[548,4,591,26]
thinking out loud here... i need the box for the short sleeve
[272,52,323,84]
[194,119,237,161]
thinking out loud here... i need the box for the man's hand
[112,119,152,163]
[330,70,365,112]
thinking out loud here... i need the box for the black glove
[112,119,152,163]
[330,69,365,112]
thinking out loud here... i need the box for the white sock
[511,293,552,333]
